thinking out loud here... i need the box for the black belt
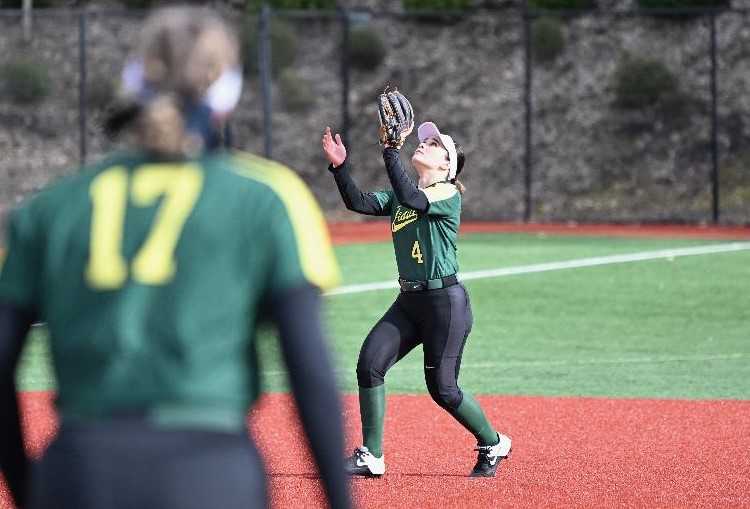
[398,274,458,292]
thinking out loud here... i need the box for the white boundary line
[27,242,749,327]
[325,242,750,297]
[260,353,750,376]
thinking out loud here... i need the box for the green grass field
[17,233,750,399]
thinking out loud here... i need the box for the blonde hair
[454,179,466,194]
[130,7,239,156]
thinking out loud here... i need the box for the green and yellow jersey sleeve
[232,152,341,293]
[423,182,460,217]
[369,190,395,216]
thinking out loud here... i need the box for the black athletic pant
[28,420,267,509]
[357,283,473,411]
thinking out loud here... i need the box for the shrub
[532,16,565,63]
[348,27,387,71]
[528,0,597,9]
[278,69,315,112]
[242,17,298,77]
[636,0,729,8]
[402,0,471,10]
[246,0,336,10]
[0,58,50,105]
[613,57,678,110]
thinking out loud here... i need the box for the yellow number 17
[85,164,204,290]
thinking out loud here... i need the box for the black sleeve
[268,285,351,509]
[0,302,34,509]
[382,147,429,213]
[328,159,388,216]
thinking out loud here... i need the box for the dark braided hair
[450,142,466,194]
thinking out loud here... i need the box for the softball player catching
[321,113,512,477]
[0,8,350,509]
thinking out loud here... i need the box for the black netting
[1,6,748,227]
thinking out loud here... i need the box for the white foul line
[260,353,750,377]
[324,242,750,297]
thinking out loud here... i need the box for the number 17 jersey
[0,150,340,430]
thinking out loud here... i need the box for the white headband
[417,121,458,180]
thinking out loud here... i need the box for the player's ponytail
[451,143,466,194]
[105,7,239,157]
[138,94,188,156]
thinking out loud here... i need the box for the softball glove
[377,86,414,149]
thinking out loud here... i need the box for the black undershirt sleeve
[382,147,430,213]
[328,160,387,216]
[268,284,351,509]
[0,302,34,509]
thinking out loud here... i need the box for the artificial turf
[16,233,750,399]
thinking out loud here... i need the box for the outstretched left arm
[382,148,429,213]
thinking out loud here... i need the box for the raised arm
[322,127,390,216]
[382,147,429,213]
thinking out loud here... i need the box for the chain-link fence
[1,5,748,225]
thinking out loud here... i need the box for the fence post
[79,10,87,165]
[709,12,719,224]
[22,0,32,42]
[339,7,351,148]
[523,4,533,223]
[259,4,273,159]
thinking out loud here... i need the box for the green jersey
[0,150,340,431]
[371,182,461,281]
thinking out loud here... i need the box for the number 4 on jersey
[411,240,424,264]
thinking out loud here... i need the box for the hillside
[1,3,748,225]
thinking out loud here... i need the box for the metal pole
[259,4,273,159]
[339,7,350,148]
[709,12,719,223]
[79,10,87,165]
[523,4,533,222]
[22,0,31,42]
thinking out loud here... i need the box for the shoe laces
[353,447,370,459]
[474,444,495,461]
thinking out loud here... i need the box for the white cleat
[470,433,512,477]
[344,446,385,477]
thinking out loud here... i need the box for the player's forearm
[329,160,385,216]
[271,285,352,509]
[0,302,34,509]
[382,148,429,212]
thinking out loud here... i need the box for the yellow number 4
[85,164,203,290]
[411,240,424,264]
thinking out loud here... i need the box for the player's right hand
[322,126,347,168]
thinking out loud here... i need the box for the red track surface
[3,223,749,508]
[329,221,750,244]
[3,392,750,509]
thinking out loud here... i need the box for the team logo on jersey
[392,206,418,233]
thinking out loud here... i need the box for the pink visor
[417,121,458,179]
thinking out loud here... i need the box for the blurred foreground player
[0,7,350,509]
